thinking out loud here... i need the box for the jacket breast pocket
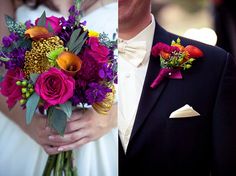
[166,115,210,151]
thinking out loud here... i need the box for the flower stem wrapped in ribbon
[151,38,203,88]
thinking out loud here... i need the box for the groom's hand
[47,106,117,152]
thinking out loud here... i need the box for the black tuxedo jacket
[119,22,236,176]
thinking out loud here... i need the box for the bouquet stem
[43,155,57,176]
[43,150,77,176]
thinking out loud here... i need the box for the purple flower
[98,63,116,81]
[2,36,13,47]
[9,33,19,41]
[85,83,111,104]
[58,18,84,45]
[25,20,33,29]
[2,32,19,47]
[71,88,86,106]
[0,48,26,69]
[69,5,76,13]
[69,5,80,17]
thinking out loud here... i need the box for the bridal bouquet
[0,4,117,176]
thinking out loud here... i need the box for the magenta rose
[0,68,24,109]
[87,37,110,63]
[35,68,75,107]
[35,16,62,33]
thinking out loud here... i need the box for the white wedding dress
[0,3,118,176]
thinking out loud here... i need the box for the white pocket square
[169,104,200,118]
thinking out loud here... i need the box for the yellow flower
[93,84,115,115]
[88,30,99,37]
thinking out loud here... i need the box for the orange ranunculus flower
[160,51,170,60]
[25,26,53,41]
[172,43,185,51]
[185,45,203,58]
[56,51,82,76]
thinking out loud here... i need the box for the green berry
[20,99,26,105]
[16,81,22,86]
[27,84,33,88]
[21,88,27,93]
[186,64,192,69]
[26,92,31,98]
[29,88,34,93]
[22,80,28,86]
[189,58,195,63]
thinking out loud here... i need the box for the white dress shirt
[118,15,156,151]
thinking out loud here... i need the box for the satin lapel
[128,22,171,145]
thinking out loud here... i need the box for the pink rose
[0,68,24,109]
[35,68,75,107]
[87,37,110,63]
[35,16,62,33]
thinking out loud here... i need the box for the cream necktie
[118,40,147,67]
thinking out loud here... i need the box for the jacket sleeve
[212,53,236,176]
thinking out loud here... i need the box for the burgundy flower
[77,49,101,82]
[0,68,24,108]
[152,42,180,57]
[87,37,110,63]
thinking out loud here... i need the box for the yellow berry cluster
[24,36,64,77]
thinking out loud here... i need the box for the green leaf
[0,75,3,82]
[171,40,176,45]
[67,29,88,54]
[37,11,46,27]
[5,15,26,37]
[59,101,72,118]
[5,15,16,30]
[177,37,181,44]
[74,37,87,55]
[30,73,39,84]
[0,57,10,62]
[71,31,88,54]
[26,92,40,124]
[48,107,67,136]
[47,22,54,33]
[67,28,81,50]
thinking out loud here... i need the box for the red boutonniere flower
[151,38,203,88]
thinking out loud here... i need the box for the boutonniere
[150,38,203,88]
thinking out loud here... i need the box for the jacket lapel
[128,22,172,146]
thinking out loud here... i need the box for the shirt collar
[118,14,156,66]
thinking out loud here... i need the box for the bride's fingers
[48,130,88,143]
[43,145,60,155]
[39,127,67,146]
[64,120,87,133]
[57,138,90,152]
[68,110,83,122]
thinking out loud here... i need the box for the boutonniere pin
[150,38,203,88]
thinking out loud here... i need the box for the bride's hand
[23,113,66,155]
[48,106,117,152]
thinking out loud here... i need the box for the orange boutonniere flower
[151,38,203,88]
